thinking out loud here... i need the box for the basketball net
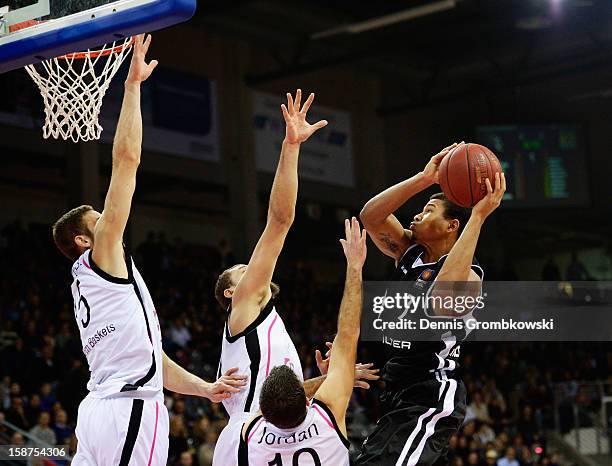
[25,37,133,143]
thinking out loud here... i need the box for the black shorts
[355,377,466,466]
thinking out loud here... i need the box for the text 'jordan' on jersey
[217,299,303,418]
[383,244,484,388]
[238,399,350,466]
[71,248,163,398]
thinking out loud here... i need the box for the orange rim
[57,37,134,60]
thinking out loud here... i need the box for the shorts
[356,377,466,466]
[213,414,250,466]
[72,393,169,466]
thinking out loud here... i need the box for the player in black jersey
[357,143,505,466]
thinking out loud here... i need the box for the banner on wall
[252,91,354,187]
[100,67,220,162]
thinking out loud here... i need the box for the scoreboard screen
[476,125,589,208]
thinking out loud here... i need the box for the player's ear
[448,219,460,233]
[224,288,233,299]
[74,234,91,249]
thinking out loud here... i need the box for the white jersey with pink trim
[70,248,163,399]
[217,299,303,418]
[237,399,350,466]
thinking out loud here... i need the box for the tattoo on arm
[379,232,399,253]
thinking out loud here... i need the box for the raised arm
[314,217,367,435]
[229,90,327,335]
[360,143,458,262]
[92,35,157,278]
[162,352,247,402]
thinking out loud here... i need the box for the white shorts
[213,415,249,466]
[72,393,169,466]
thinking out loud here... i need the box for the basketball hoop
[25,37,133,142]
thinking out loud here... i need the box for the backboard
[0,0,196,73]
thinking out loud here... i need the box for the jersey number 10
[268,448,321,466]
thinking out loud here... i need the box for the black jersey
[383,244,484,388]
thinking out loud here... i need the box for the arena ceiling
[197,0,612,110]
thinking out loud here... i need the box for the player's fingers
[287,93,294,113]
[220,383,242,394]
[224,367,239,376]
[344,218,351,241]
[359,370,381,380]
[485,178,493,195]
[361,228,367,244]
[143,34,152,54]
[315,349,323,365]
[356,362,374,369]
[301,92,315,114]
[501,172,506,192]
[432,152,447,163]
[148,60,159,72]
[352,217,360,242]
[223,378,247,387]
[294,89,302,111]
[354,381,371,389]
[494,172,501,192]
[281,104,290,122]
[441,142,458,153]
[313,119,328,130]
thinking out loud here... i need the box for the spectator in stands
[484,449,497,465]
[6,396,28,430]
[0,412,8,437]
[52,409,72,445]
[38,383,55,412]
[29,411,56,446]
[496,447,519,466]
[566,252,589,280]
[466,391,492,424]
[25,393,41,426]
[169,316,192,349]
[466,451,479,465]
[178,451,194,466]
[0,376,11,409]
[168,416,189,463]
[198,430,218,466]
[10,432,27,466]
[541,257,561,281]
[516,405,538,445]
[474,422,495,445]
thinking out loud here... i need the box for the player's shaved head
[52,205,95,261]
[259,365,307,429]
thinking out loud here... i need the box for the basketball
[438,143,503,208]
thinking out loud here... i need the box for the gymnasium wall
[1,22,610,278]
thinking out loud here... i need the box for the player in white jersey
[51,35,246,466]
[212,91,378,465]
[211,89,328,466]
[238,217,368,466]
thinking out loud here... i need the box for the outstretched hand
[125,34,158,85]
[340,217,367,270]
[282,89,328,144]
[315,342,380,389]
